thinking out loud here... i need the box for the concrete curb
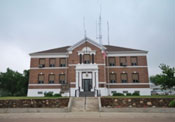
[68,97,73,112]
[101,107,175,113]
[0,108,68,113]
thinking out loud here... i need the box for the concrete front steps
[71,97,99,112]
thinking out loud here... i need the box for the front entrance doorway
[80,79,94,97]
[83,79,92,92]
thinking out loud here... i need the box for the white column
[79,71,83,91]
[76,71,78,89]
[92,71,95,91]
[96,70,99,89]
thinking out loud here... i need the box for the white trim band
[30,67,68,70]
[29,84,61,86]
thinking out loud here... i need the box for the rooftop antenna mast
[83,16,87,39]
[98,2,102,45]
[107,21,110,45]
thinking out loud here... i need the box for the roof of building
[30,45,147,55]
[104,45,146,52]
[30,37,147,55]
[30,46,70,55]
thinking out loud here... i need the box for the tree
[150,64,175,90]
[0,68,29,96]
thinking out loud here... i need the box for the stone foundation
[101,98,175,108]
[0,98,69,108]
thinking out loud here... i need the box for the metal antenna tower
[83,17,87,39]
[107,21,110,45]
[98,3,102,45]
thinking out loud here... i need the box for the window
[80,54,82,64]
[109,73,116,83]
[49,58,56,67]
[111,91,117,94]
[121,73,128,83]
[132,73,139,83]
[39,59,45,68]
[83,54,90,64]
[120,57,127,66]
[109,57,115,66]
[131,57,137,66]
[38,74,44,84]
[60,58,66,67]
[123,91,128,94]
[134,91,140,94]
[38,91,43,94]
[59,74,65,84]
[48,74,55,84]
[92,54,94,64]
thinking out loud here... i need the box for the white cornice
[30,54,68,58]
[107,53,147,57]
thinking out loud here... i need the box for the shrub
[169,100,175,107]
[44,92,53,97]
[132,92,140,96]
[53,93,62,97]
[113,93,124,96]
[126,93,132,96]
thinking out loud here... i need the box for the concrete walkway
[0,112,175,122]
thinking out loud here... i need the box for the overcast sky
[0,0,174,76]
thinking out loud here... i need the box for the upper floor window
[38,74,44,84]
[60,58,66,67]
[131,57,138,66]
[120,57,127,66]
[80,54,82,64]
[132,73,139,83]
[48,74,55,84]
[109,57,115,66]
[109,73,116,83]
[121,73,128,83]
[83,54,90,64]
[59,74,65,84]
[92,54,94,64]
[49,58,56,67]
[39,59,45,68]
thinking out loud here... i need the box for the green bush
[53,93,62,97]
[126,93,132,96]
[169,100,175,107]
[113,93,124,96]
[44,92,53,97]
[132,92,140,96]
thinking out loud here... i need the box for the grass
[0,96,68,100]
[103,95,175,98]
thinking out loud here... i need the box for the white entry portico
[75,64,99,94]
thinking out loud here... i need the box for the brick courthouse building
[27,38,151,97]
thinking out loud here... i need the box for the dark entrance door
[83,79,92,92]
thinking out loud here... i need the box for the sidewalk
[0,112,175,122]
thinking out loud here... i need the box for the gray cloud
[0,0,174,75]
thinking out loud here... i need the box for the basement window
[38,91,43,94]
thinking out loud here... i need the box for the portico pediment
[67,37,106,53]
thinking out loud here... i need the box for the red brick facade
[28,38,151,96]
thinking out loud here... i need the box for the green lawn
[103,95,175,98]
[0,96,68,100]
